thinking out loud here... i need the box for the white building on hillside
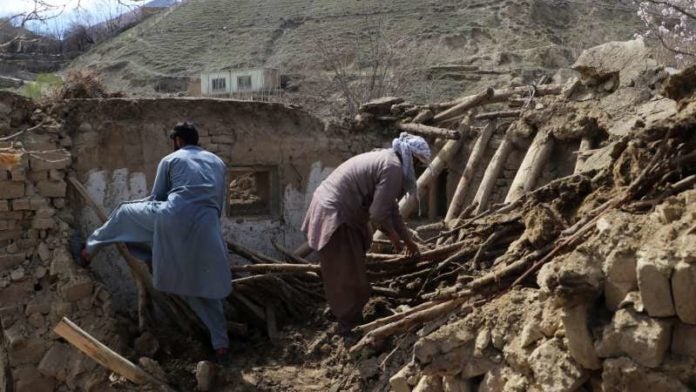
[201,68,280,96]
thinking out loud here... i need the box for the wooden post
[54,317,174,391]
[396,122,461,140]
[398,122,467,218]
[472,124,515,214]
[505,130,554,203]
[574,136,593,174]
[427,183,438,219]
[444,121,496,222]
[434,84,562,111]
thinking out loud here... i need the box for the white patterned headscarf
[392,132,431,199]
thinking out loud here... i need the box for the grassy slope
[71,0,641,102]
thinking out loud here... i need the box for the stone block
[636,254,675,317]
[35,207,55,219]
[48,169,63,181]
[38,342,72,381]
[9,337,46,365]
[50,248,73,277]
[36,180,66,198]
[562,304,601,370]
[0,253,25,271]
[29,196,48,210]
[29,153,71,171]
[0,181,25,199]
[60,278,93,302]
[10,198,30,210]
[4,321,26,347]
[32,217,55,230]
[27,170,48,182]
[671,323,696,357]
[528,338,588,391]
[390,364,418,392]
[595,308,672,368]
[604,248,638,311]
[25,300,51,316]
[52,198,65,209]
[601,357,690,392]
[413,375,443,392]
[196,361,216,391]
[0,200,8,211]
[672,261,696,324]
[0,304,23,328]
[0,219,16,231]
[9,168,25,181]
[0,280,34,307]
[442,375,472,392]
[13,365,55,392]
[0,230,22,242]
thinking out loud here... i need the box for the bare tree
[312,16,434,117]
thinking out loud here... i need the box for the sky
[0,0,142,33]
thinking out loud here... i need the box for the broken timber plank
[54,317,174,391]
[505,130,555,203]
[396,122,461,140]
[444,120,496,222]
[472,124,515,214]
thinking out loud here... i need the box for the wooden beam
[574,136,593,174]
[444,121,496,222]
[396,122,461,140]
[398,121,467,218]
[230,263,321,274]
[472,124,515,214]
[474,110,521,121]
[505,130,555,203]
[54,317,174,391]
[434,84,562,111]
[433,87,494,123]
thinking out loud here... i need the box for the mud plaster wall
[56,98,388,309]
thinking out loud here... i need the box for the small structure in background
[200,68,281,99]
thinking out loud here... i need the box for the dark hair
[169,121,199,145]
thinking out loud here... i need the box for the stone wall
[0,93,122,392]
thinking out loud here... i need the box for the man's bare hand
[405,240,420,258]
[387,231,403,253]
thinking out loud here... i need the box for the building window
[228,166,278,217]
[211,77,226,91]
[237,75,252,91]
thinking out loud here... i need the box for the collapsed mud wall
[53,97,388,309]
[0,92,123,392]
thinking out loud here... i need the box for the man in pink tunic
[302,133,431,333]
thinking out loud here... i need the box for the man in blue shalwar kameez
[78,122,232,362]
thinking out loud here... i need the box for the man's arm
[370,165,416,253]
[150,159,170,201]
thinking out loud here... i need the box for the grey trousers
[183,296,229,350]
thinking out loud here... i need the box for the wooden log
[472,125,515,214]
[505,130,555,203]
[396,122,461,140]
[444,121,496,222]
[227,240,282,264]
[54,317,173,391]
[272,240,314,265]
[398,121,467,218]
[474,110,521,121]
[412,109,434,124]
[68,177,204,336]
[434,84,562,111]
[231,263,320,274]
[265,303,279,340]
[433,87,494,123]
[292,241,313,258]
[355,300,440,333]
[349,299,473,353]
[574,136,593,174]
